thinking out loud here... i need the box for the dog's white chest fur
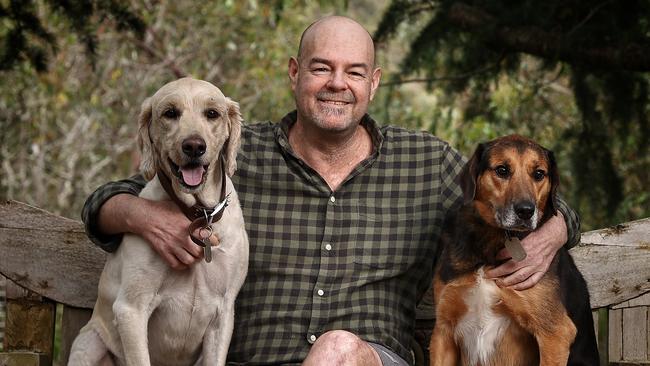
[455,268,510,365]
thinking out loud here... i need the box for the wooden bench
[1,200,649,365]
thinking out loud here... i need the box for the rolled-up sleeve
[556,196,581,249]
[81,174,146,252]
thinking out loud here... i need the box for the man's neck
[288,120,373,191]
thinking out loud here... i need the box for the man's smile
[319,99,351,106]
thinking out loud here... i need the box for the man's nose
[327,71,347,91]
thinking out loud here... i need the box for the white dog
[69,78,249,366]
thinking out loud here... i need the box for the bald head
[297,16,376,68]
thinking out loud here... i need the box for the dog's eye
[163,108,179,119]
[533,169,546,181]
[495,165,509,178]
[205,109,220,119]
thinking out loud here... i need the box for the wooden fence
[0,200,649,365]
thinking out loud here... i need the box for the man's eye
[163,108,179,119]
[533,169,546,181]
[495,165,509,178]
[205,109,220,119]
[313,67,329,73]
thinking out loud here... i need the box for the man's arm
[82,175,203,269]
[485,197,581,290]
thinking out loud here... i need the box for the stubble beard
[311,91,357,132]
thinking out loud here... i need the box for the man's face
[289,21,381,133]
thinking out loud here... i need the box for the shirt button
[329,196,336,203]
[325,243,332,251]
[308,334,317,343]
[317,289,325,296]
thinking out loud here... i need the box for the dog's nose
[514,201,536,220]
[182,136,206,158]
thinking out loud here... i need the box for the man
[82,16,579,365]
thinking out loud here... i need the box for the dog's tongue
[181,166,204,186]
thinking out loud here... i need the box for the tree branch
[380,62,499,87]
[447,2,650,72]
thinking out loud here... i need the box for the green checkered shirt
[82,111,580,365]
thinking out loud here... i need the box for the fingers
[147,234,203,270]
[510,271,544,291]
[175,246,199,267]
[160,250,188,271]
[185,231,205,258]
[491,264,535,288]
[485,253,549,290]
[484,260,515,279]
[495,248,511,261]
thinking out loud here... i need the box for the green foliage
[0,0,145,71]
[375,0,650,229]
[1,0,648,231]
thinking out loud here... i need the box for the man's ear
[459,143,486,204]
[223,97,242,177]
[542,148,560,222]
[369,67,382,101]
[288,57,299,92]
[136,97,156,180]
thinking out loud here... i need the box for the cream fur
[69,78,248,366]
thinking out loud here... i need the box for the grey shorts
[368,342,409,366]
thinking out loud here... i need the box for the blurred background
[1,0,649,231]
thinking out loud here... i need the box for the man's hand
[484,212,567,290]
[98,194,206,270]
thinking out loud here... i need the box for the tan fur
[69,78,249,366]
[474,146,552,229]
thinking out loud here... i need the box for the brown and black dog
[429,135,599,366]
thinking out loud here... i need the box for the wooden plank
[598,309,607,366]
[593,309,599,340]
[1,274,5,351]
[610,308,623,362]
[572,217,650,308]
[6,279,41,302]
[613,293,650,311]
[622,307,648,361]
[0,352,49,366]
[612,293,650,309]
[0,200,106,308]
[59,306,92,366]
[597,308,608,366]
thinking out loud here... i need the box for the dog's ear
[136,97,156,180]
[223,97,242,177]
[541,147,560,222]
[459,143,486,204]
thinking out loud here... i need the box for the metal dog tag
[198,226,213,263]
[505,237,527,262]
[203,239,212,263]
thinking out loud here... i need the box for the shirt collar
[275,110,384,156]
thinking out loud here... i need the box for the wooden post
[598,307,609,366]
[3,280,55,366]
[59,305,92,365]
[1,274,5,351]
